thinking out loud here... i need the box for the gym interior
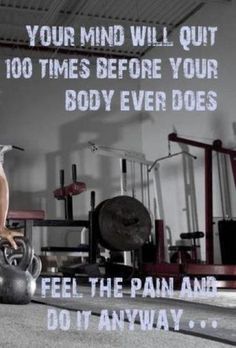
[0,0,236,347]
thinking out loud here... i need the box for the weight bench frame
[7,209,97,264]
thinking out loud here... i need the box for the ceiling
[0,0,226,58]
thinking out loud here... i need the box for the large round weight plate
[98,196,151,251]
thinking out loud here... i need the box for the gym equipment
[168,133,236,264]
[54,164,86,220]
[143,133,236,288]
[3,143,150,278]
[36,190,101,278]
[216,152,232,219]
[5,154,94,273]
[148,147,198,263]
[218,220,236,265]
[4,153,89,261]
[88,141,157,210]
[149,146,198,235]
[169,231,204,264]
[95,196,151,251]
[216,152,235,265]
[0,237,41,304]
[88,141,160,266]
[58,193,152,277]
[148,150,197,172]
[37,164,88,263]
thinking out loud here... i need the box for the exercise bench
[7,210,45,244]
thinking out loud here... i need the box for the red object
[205,148,213,264]
[230,154,236,186]
[155,219,165,263]
[143,263,182,277]
[7,210,45,220]
[54,182,86,199]
[185,263,236,275]
[143,263,236,277]
[142,263,236,288]
[143,263,236,275]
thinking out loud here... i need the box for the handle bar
[12,145,24,151]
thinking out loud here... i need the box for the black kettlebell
[0,237,41,304]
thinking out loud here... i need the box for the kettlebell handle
[0,237,33,271]
[31,254,42,279]
[7,253,42,279]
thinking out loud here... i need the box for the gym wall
[0,61,142,252]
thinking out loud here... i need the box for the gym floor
[0,280,235,348]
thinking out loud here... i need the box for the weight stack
[218,220,236,264]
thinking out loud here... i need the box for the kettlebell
[0,237,41,304]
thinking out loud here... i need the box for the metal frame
[88,141,162,264]
[168,132,236,264]
[142,263,236,288]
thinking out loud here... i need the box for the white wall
[0,59,142,251]
[141,0,236,261]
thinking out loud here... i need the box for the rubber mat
[33,285,236,346]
